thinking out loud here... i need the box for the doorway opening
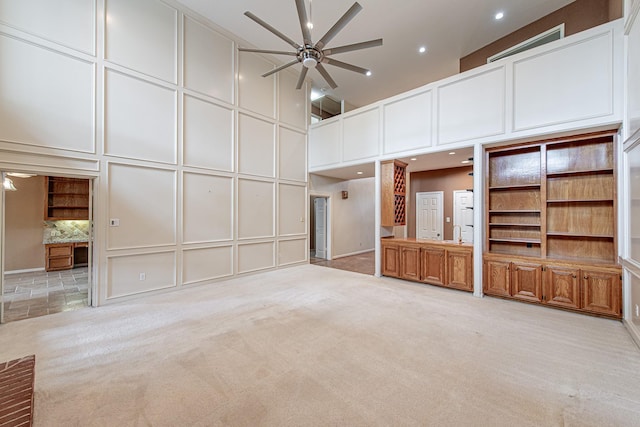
[1,172,93,323]
[309,195,329,260]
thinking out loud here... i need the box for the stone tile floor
[309,251,374,275]
[2,267,89,323]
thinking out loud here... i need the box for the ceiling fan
[238,0,383,90]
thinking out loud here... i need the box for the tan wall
[4,176,45,271]
[408,167,473,240]
[460,0,622,72]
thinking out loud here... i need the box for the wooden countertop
[381,237,473,248]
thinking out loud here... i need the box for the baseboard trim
[333,249,374,259]
[5,267,45,275]
[623,319,640,351]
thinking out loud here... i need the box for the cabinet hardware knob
[572,274,576,278]
[584,276,588,280]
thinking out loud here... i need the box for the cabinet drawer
[48,244,73,257]
[48,256,73,269]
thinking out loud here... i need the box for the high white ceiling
[176,0,574,108]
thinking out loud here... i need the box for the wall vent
[488,24,565,63]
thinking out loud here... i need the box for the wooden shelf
[45,177,90,220]
[489,210,541,213]
[546,168,614,177]
[547,199,613,203]
[488,184,541,190]
[490,223,540,227]
[547,232,614,238]
[489,238,541,244]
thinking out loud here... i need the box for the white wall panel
[513,32,613,131]
[183,16,234,104]
[0,35,94,152]
[279,127,306,182]
[384,91,432,154]
[628,18,640,137]
[105,70,176,163]
[107,251,176,298]
[238,242,274,273]
[343,108,379,162]
[238,113,275,177]
[238,53,275,118]
[278,184,305,236]
[183,172,233,243]
[309,120,341,168]
[0,0,95,54]
[438,67,505,145]
[105,0,177,83]
[238,179,274,239]
[183,95,233,171]
[182,246,233,284]
[278,239,306,265]
[108,163,176,249]
[279,71,307,129]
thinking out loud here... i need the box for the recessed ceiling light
[366,71,372,77]
[461,160,471,164]
[449,152,456,155]
[356,171,363,175]
[307,22,313,29]
[418,46,427,54]
[410,158,417,161]
[495,11,504,20]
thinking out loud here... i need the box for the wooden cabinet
[447,249,473,291]
[544,265,580,310]
[45,243,74,271]
[483,254,621,318]
[421,247,445,286]
[45,177,90,220]
[400,245,420,281]
[381,242,400,278]
[484,131,622,318]
[381,160,407,226]
[382,238,472,292]
[582,269,621,317]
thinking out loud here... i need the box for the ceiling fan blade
[323,57,369,75]
[322,38,383,56]
[315,63,338,89]
[315,2,362,50]
[261,59,300,77]
[295,66,308,90]
[238,47,297,56]
[244,11,301,50]
[295,0,312,46]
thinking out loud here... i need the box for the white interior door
[314,198,327,258]
[416,191,443,240]
[453,190,474,243]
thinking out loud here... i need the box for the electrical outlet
[110,218,120,226]
[139,273,146,281]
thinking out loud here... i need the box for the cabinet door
[420,247,445,286]
[511,262,542,303]
[400,245,420,281]
[544,265,580,309]
[484,259,511,297]
[381,244,400,278]
[447,249,473,291]
[45,243,74,271]
[582,269,621,317]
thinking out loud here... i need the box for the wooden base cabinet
[45,243,73,271]
[483,254,621,318]
[382,239,472,292]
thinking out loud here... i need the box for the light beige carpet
[1,264,640,426]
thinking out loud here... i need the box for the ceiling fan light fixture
[303,56,318,68]
[366,70,372,76]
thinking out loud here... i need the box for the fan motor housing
[299,47,322,68]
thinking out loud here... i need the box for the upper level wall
[309,20,624,172]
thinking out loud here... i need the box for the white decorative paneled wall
[238,179,275,239]
[238,53,276,118]
[238,113,275,177]
[0,35,94,153]
[105,70,177,163]
[183,94,234,171]
[513,32,613,131]
[182,172,233,243]
[182,246,233,284]
[0,0,95,54]
[0,0,308,306]
[183,16,234,103]
[309,120,341,168]
[627,13,640,137]
[343,108,379,162]
[438,67,505,145]
[107,251,176,298]
[105,0,178,83]
[383,90,432,154]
